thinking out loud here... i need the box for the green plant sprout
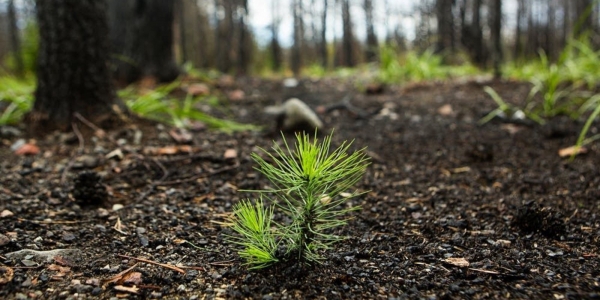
[228,131,369,269]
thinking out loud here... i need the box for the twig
[116,254,185,274]
[73,112,116,143]
[469,268,500,275]
[72,122,85,154]
[103,263,139,284]
[18,218,94,225]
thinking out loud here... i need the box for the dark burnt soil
[0,77,599,299]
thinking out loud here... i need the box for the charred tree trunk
[320,0,328,68]
[364,0,378,62]
[237,0,250,75]
[490,0,502,78]
[291,0,303,75]
[574,0,593,37]
[32,0,124,132]
[8,0,24,76]
[108,0,180,84]
[435,0,454,53]
[514,0,524,60]
[341,0,354,67]
[270,1,282,71]
[461,0,485,66]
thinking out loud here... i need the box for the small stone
[73,155,99,169]
[62,232,76,242]
[106,148,124,160]
[224,149,237,159]
[0,233,10,246]
[91,287,103,296]
[112,204,124,211]
[177,284,186,292]
[0,210,14,218]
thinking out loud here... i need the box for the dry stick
[18,218,93,225]
[116,254,185,274]
[73,112,116,144]
[103,263,139,284]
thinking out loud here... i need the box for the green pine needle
[228,130,369,268]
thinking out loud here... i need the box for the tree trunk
[490,0,502,78]
[270,1,282,72]
[108,0,180,84]
[31,0,124,132]
[435,0,454,53]
[364,0,378,62]
[8,0,24,76]
[574,0,593,37]
[341,0,354,67]
[291,0,303,75]
[320,0,328,68]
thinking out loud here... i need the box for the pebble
[0,233,10,246]
[177,284,187,292]
[0,209,14,218]
[73,155,99,169]
[62,232,76,242]
[91,287,103,296]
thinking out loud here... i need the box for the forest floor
[0,76,599,299]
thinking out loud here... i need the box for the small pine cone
[72,171,108,205]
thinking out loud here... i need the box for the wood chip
[444,257,470,267]
[223,149,237,159]
[114,285,139,294]
[558,146,587,157]
[437,104,454,116]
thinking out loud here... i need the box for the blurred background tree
[0,0,599,79]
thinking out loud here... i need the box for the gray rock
[265,98,323,131]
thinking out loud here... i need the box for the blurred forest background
[0,0,598,77]
[1,0,600,138]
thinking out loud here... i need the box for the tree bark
[8,0,24,76]
[108,0,180,84]
[364,0,378,62]
[490,0,502,78]
[291,0,303,75]
[320,0,328,68]
[31,0,124,132]
[435,0,455,53]
[341,0,354,67]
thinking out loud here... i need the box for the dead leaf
[223,149,237,159]
[47,264,71,276]
[14,143,40,156]
[0,266,14,284]
[144,145,194,155]
[53,256,75,267]
[121,272,142,285]
[558,145,587,157]
[437,104,454,116]
[500,123,523,135]
[103,264,138,285]
[114,285,139,294]
[169,128,193,144]
[228,89,245,101]
[444,257,470,267]
[186,83,210,96]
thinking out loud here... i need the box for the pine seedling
[228,131,369,269]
